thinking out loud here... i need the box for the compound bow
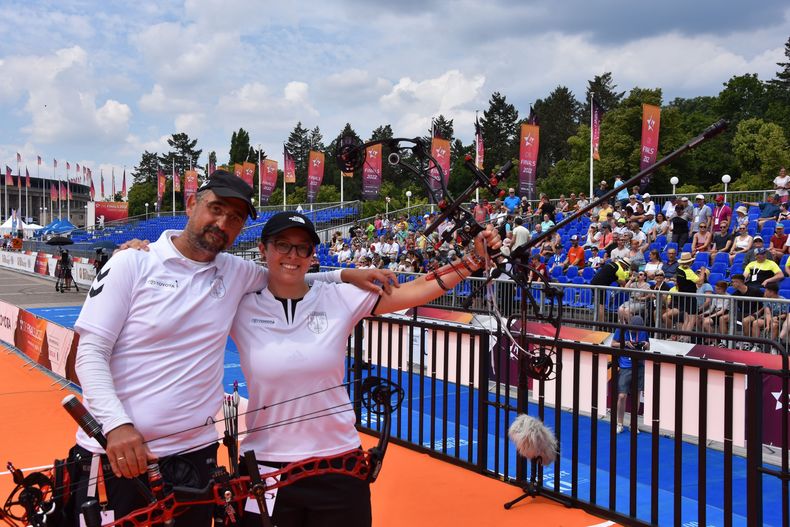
[2,375,404,527]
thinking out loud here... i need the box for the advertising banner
[519,123,540,201]
[306,151,325,203]
[592,99,603,161]
[45,321,75,378]
[362,144,382,200]
[260,159,278,204]
[184,169,198,205]
[0,300,20,345]
[15,310,48,367]
[429,138,451,197]
[95,202,129,222]
[35,252,49,275]
[284,148,296,184]
[639,103,661,190]
[242,161,256,188]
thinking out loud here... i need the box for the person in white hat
[641,192,655,218]
[734,205,750,230]
[691,194,712,236]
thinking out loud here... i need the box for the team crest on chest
[307,312,328,334]
[209,276,226,298]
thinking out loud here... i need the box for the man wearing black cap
[72,170,395,526]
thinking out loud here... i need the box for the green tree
[731,118,790,189]
[768,36,790,91]
[131,151,160,185]
[531,86,582,183]
[431,114,454,140]
[128,151,159,216]
[480,92,519,177]
[229,128,251,165]
[325,123,362,201]
[582,72,625,123]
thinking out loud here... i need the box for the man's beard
[192,225,229,255]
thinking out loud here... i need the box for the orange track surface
[0,347,614,526]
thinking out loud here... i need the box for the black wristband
[432,271,451,291]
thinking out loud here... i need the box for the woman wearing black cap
[231,212,500,526]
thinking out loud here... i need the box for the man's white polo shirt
[74,230,266,456]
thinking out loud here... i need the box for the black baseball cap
[260,211,320,246]
[198,169,257,220]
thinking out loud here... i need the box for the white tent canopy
[0,216,26,235]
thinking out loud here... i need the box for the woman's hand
[473,224,502,264]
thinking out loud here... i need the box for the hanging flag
[519,123,540,201]
[76,163,80,174]
[172,167,180,192]
[5,166,12,186]
[157,168,165,208]
[592,99,603,161]
[25,167,30,188]
[89,175,95,200]
[260,159,278,204]
[111,169,116,196]
[68,184,72,200]
[242,161,255,188]
[527,105,538,125]
[66,162,70,171]
[362,144,383,200]
[37,156,41,166]
[429,137,451,197]
[121,169,128,196]
[60,181,67,200]
[474,116,484,170]
[100,171,105,197]
[184,169,198,205]
[53,159,57,168]
[50,182,57,202]
[209,159,216,175]
[17,168,22,188]
[639,103,662,191]
[233,163,244,182]
[283,147,296,184]
[16,153,21,163]
[306,151,325,203]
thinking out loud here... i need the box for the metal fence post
[745,366,764,527]
[475,331,490,473]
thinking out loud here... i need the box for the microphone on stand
[508,414,557,465]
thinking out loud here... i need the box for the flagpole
[257,145,262,209]
[282,145,287,211]
[474,110,480,204]
[589,93,594,200]
[24,167,28,223]
[17,159,21,225]
[67,165,71,222]
[172,159,175,216]
[58,166,62,220]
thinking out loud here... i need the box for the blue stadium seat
[565,265,579,279]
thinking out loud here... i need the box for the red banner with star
[242,161,256,188]
[362,144,382,201]
[260,159,278,204]
[184,169,198,205]
[429,137,451,197]
[519,123,539,200]
[639,103,661,190]
[306,151,325,203]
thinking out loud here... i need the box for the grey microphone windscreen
[508,414,557,465]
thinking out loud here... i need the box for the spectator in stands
[618,270,651,322]
[625,194,640,214]
[643,249,663,279]
[503,188,521,213]
[627,238,646,269]
[473,200,488,223]
[613,217,628,237]
[583,223,599,249]
[597,200,614,222]
[732,205,749,230]
[729,273,764,349]
[742,282,783,350]
[674,252,705,341]
[709,220,733,261]
[650,270,671,324]
[576,192,590,211]
[774,166,789,203]
[528,253,549,282]
[629,220,647,249]
[610,234,629,261]
[711,194,732,231]
[770,223,789,261]
[744,235,765,265]
[563,235,585,268]
[729,224,753,263]
[536,194,555,220]
[691,194,712,236]
[594,180,608,199]
[614,176,629,207]
[337,242,353,263]
[670,203,690,249]
[663,196,679,219]
[701,280,730,344]
[613,314,648,434]
[691,221,713,256]
[653,212,669,239]
[663,248,679,279]
[745,247,783,287]
[779,202,790,222]
[588,249,607,270]
[742,195,781,229]
[641,193,655,218]
[540,213,555,233]
[597,224,614,251]
[591,257,631,320]
[640,211,657,242]
[510,216,530,252]
[556,194,570,213]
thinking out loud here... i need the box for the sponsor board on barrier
[35,252,49,274]
[15,310,49,367]
[45,321,75,378]
[0,300,20,345]
[0,251,37,273]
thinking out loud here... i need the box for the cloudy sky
[0,0,787,195]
